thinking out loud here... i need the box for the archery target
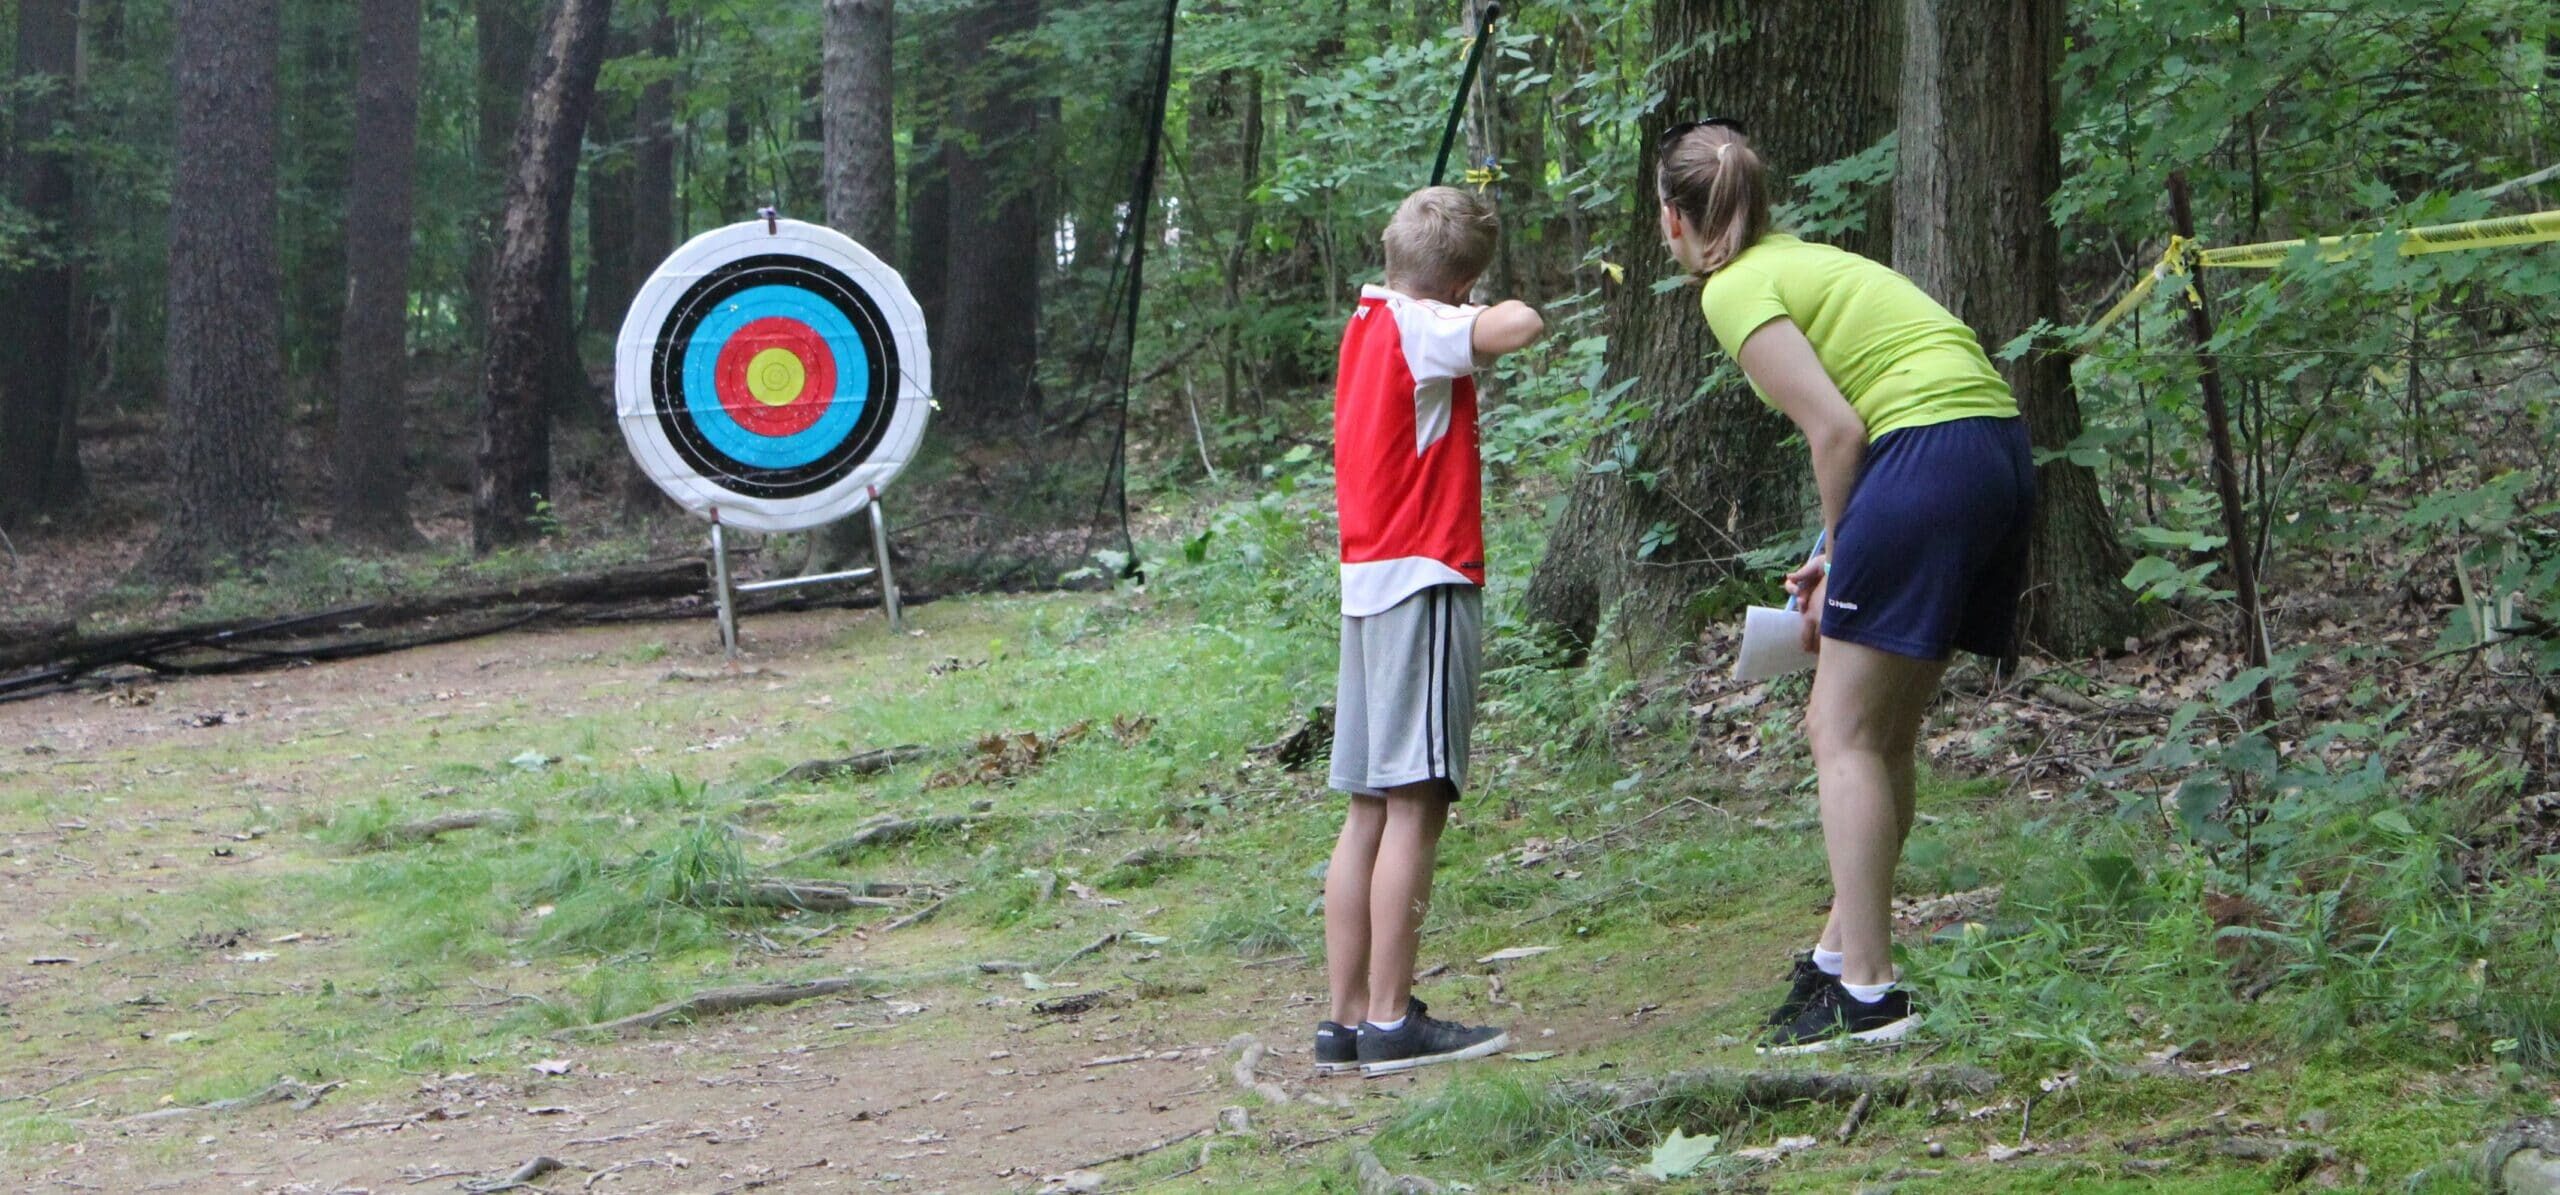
[616,219,932,533]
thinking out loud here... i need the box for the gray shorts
[1330,584,1481,799]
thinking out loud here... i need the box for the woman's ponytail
[1658,125,1771,276]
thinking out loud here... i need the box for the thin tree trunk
[1893,0,2139,659]
[581,32,638,341]
[0,0,82,528]
[474,0,616,552]
[285,6,354,382]
[149,0,291,578]
[1525,0,1897,650]
[618,0,678,517]
[332,0,426,549]
[938,0,1041,431]
[805,0,897,573]
[470,0,538,349]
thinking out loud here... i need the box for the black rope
[1096,0,1182,582]
[1430,3,1503,186]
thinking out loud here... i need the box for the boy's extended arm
[1470,300,1545,358]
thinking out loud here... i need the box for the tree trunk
[1524,0,1897,650]
[473,0,616,552]
[906,119,948,339]
[284,5,354,382]
[938,0,1041,432]
[149,0,292,578]
[470,0,538,348]
[805,0,897,574]
[1894,0,2138,658]
[332,0,426,549]
[0,0,81,528]
[617,0,678,517]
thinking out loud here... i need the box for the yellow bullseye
[745,348,806,407]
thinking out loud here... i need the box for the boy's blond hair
[1382,186,1498,298]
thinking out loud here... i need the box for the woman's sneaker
[1759,979,1919,1056]
[1356,998,1509,1075]
[1765,952,1830,1029]
[1314,1021,1359,1076]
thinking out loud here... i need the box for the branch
[550,977,861,1038]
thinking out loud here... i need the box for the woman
[1655,118,2036,1054]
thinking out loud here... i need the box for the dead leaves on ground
[923,716,1155,790]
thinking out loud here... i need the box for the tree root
[550,977,861,1038]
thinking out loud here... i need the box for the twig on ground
[584,1158,673,1188]
[1836,1091,1875,1144]
[1055,932,1121,969]
[0,1065,160,1105]
[1281,1117,1390,1153]
[362,810,521,849]
[118,1078,340,1125]
[550,978,860,1038]
[708,879,909,913]
[786,811,1062,867]
[1073,1126,1211,1171]
[766,745,934,789]
[462,1155,568,1194]
[1555,1065,1997,1112]
[882,894,952,931]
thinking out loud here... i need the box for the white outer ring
[614,218,933,534]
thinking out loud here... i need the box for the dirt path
[0,605,1500,1194]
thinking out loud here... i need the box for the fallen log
[783,811,1071,867]
[550,977,861,1038]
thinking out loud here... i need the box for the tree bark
[617,1,679,517]
[1893,0,2138,659]
[470,0,538,348]
[0,0,82,528]
[1524,0,1897,650]
[149,0,292,578]
[805,0,898,574]
[332,0,426,549]
[473,0,616,552]
[938,0,1042,432]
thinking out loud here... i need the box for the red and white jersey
[1334,284,1486,617]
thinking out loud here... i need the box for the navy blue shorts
[1821,416,2036,661]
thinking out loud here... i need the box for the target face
[616,219,932,533]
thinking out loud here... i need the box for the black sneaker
[1356,998,1510,1075]
[1765,952,1830,1029]
[1759,979,1919,1056]
[1314,1021,1359,1076]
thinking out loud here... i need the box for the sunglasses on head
[1663,116,1749,143]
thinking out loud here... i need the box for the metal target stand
[707,485,904,659]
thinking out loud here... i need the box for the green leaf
[1639,1128,1721,1180]
[2370,809,2416,837]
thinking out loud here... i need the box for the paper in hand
[1733,604,1818,682]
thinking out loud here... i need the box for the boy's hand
[1471,300,1545,358]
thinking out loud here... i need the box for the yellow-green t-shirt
[1699,233,2019,441]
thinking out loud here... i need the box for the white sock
[1841,978,1896,1005]
[1365,1015,1407,1034]
[1811,946,1845,976]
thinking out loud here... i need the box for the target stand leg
[710,518,741,659]
[869,492,904,633]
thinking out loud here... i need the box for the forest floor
[1,572,2548,1192]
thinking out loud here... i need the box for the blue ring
[679,285,872,471]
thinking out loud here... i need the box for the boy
[1317,187,1545,1077]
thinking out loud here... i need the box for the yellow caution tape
[1462,165,1500,191]
[2082,208,2560,341]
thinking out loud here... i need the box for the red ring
[712,317,837,438]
